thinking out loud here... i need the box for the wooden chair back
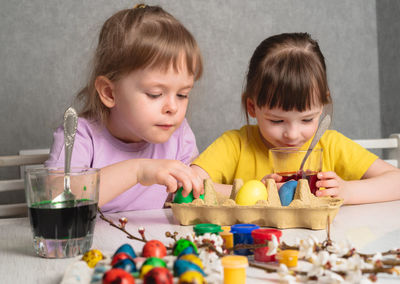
[0,150,49,218]
[354,133,400,168]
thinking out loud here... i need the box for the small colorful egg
[142,240,167,258]
[178,270,206,284]
[82,249,104,268]
[279,180,298,206]
[178,254,204,270]
[143,267,173,284]
[102,268,135,284]
[142,257,167,268]
[173,259,205,277]
[114,243,137,259]
[178,245,199,257]
[113,258,137,273]
[140,264,154,279]
[173,239,198,256]
[111,252,134,266]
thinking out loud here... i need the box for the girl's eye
[177,93,188,99]
[270,120,283,124]
[302,118,314,123]
[146,93,161,99]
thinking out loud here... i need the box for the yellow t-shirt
[192,125,378,184]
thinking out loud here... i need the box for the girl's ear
[246,98,256,118]
[95,76,115,108]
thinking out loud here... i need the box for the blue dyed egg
[114,243,137,259]
[173,259,205,277]
[279,180,298,206]
[178,245,199,257]
[173,239,198,256]
[113,258,137,273]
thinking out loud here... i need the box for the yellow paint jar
[221,255,248,284]
[220,226,234,249]
[277,249,299,267]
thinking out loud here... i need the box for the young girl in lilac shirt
[46,4,203,212]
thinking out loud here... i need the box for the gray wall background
[1,0,399,183]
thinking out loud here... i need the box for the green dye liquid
[29,199,97,239]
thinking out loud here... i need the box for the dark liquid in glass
[28,200,97,239]
[280,171,319,195]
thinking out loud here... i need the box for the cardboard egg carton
[169,179,343,230]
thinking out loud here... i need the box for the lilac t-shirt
[45,117,198,212]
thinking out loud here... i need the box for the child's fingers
[316,178,339,189]
[164,176,178,193]
[315,187,339,197]
[191,175,204,198]
[317,171,337,180]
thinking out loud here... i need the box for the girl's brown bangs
[257,53,327,111]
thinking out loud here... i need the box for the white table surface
[1,201,400,284]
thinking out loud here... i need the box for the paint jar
[220,226,234,249]
[230,224,260,255]
[251,228,282,262]
[193,223,223,236]
[277,250,299,267]
[221,255,248,284]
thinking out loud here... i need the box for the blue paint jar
[230,224,260,255]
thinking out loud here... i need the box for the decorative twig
[97,208,147,243]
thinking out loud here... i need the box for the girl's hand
[137,159,204,198]
[261,173,284,190]
[315,171,345,198]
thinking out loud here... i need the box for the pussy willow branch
[98,208,146,243]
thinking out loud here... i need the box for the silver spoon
[52,107,78,204]
[299,103,333,179]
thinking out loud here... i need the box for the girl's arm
[99,159,203,206]
[191,164,232,197]
[317,159,400,204]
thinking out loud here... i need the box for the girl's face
[247,98,323,148]
[106,61,194,144]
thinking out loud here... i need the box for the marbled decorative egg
[178,245,198,257]
[173,239,198,256]
[173,259,205,277]
[82,249,104,268]
[178,270,206,284]
[143,267,173,284]
[113,258,136,273]
[178,254,204,269]
[279,180,298,206]
[114,243,137,259]
[142,240,167,258]
[111,252,134,266]
[142,257,167,268]
[102,268,135,284]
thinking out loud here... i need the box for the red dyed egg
[143,267,173,284]
[111,252,134,266]
[102,268,135,284]
[142,240,167,258]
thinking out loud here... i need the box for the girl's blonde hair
[242,33,331,123]
[77,4,203,123]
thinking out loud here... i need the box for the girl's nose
[283,125,298,140]
[162,95,178,114]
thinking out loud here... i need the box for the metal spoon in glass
[299,103,333,179]
[52,107,78,204]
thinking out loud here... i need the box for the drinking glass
[270,147,322,195]
[25,167,99,258]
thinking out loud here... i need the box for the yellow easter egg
[179,254,204,269]
[82,249,103,268]
[235,180,268,206]
[140,264,154,279]
[178,270,206,284]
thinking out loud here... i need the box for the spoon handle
[299,103,333,178]
[63,107,78,175]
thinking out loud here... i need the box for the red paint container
[251,228,282,262]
